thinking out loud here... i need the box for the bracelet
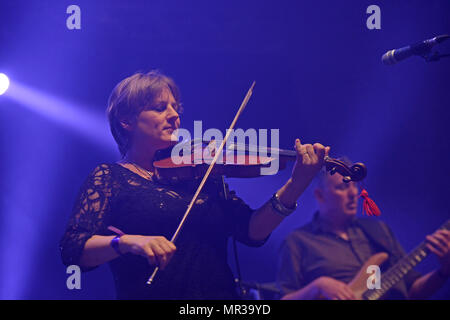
[110,235,124,256]
[270,192,298,217]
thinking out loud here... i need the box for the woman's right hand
[119,235,177,270]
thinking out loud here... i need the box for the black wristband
[270,192,298,217]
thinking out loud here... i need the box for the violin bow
[147,81,256,285]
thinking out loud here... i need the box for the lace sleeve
[59,164,117,270]
[225,188,270,247]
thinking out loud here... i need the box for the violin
[152,139,367,183]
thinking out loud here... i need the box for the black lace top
[60,163,266,299]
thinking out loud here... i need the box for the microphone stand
[423,51,450,62]
[422,34,450,62]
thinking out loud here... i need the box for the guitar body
[348,252,389,300]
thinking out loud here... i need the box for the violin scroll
[324,156,367,183]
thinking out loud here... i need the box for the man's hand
[313,276,356,300]
[425,229,450,276]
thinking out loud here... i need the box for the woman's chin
[156,136,178,149]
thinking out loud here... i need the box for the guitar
[348,219,450,300]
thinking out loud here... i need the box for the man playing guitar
[277,158,449,300]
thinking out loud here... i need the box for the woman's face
[131,87,181,151]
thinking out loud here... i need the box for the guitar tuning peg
[330,167,337,175]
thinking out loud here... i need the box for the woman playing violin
[59,70,330,299]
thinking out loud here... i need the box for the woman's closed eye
[147,102,183,114]
[146,103,167,112]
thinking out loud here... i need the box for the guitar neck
[363,219,450,300]
[363,241,430,300]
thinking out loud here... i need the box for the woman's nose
[166,103,179,120]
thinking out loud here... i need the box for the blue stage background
[0,0,449,299]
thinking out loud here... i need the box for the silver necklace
[130,162,154,181]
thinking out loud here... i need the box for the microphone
[382,34,449,65]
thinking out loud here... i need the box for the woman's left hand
[290,139,330,191]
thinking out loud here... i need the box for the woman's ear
[120,119,133,132]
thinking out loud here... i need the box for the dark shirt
[277,212,421,299]
[60,163,267,299]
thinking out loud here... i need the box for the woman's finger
[314,143,326,161]
[158,242,176,266]
[152,243,170,269]
[295,139,309,163]
[143,246,157,265]
[159,240,176,254]
[305,144,316,162]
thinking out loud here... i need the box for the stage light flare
[0,73,10,95]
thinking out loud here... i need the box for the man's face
[132,87,181,150]
[315,173,359,218]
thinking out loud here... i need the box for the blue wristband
[110,235,124,256]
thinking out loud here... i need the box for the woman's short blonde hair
[106,70,181,157]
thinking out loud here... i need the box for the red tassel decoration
[359,189,381,216]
